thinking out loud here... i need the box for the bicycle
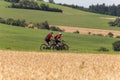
[40,40,56,50]
[40,40,69,50]
[53,40,69,50]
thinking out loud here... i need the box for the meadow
[0,0,120,53]
[0,0,120,30]
[0,23,119,53]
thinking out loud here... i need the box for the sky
[44,0,120,8]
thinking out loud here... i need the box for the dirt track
[1,50,120,80]
[57,26,120,37]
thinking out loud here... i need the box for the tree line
[5,0,63,13]
[58,3,120,16]
[89,4,120,16]
[57,3,86,11]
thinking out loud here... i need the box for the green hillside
[0,0,119,30]
[0,23,119,53]
[0,0,120,53]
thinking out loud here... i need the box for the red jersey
[54,34,61,40]
[45,33,53,40]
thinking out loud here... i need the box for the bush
[0,17,26,27]
[6,18,14,25]
[50,26,64,32]
[88,32,91,35]
[108,32,114,37]
[73,30,80,34]
[109,21,116,26]
[98,47,109,52]
[109,17,120,27]
[35,21,50,30]
[0,17,5,23]
[113,41,120,51]
[116,36,120,38]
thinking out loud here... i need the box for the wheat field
[0,50,120,80]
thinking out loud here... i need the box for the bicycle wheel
[40,44,48,50]
[50,44,57,50]
[62,44,69,50]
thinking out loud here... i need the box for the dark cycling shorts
[45,39,50,44]
[55,40,60,44]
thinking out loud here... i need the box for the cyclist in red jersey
[45,32,53,46]
[54,32,62,44]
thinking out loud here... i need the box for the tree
[108,4,117,16]
[49,0,54,3]
[116,5,120,16]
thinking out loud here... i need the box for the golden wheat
[1,50,120,80]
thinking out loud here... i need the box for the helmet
[59,32,62,35]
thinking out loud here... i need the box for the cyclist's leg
[45,39,50,45]
[58,40,61,45]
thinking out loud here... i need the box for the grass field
[0,23,119,53]
[0,0,120,30]
[0,0,120,53]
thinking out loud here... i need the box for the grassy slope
[0,23,119,53]
[0,1,120,53]
[0,0,120,30]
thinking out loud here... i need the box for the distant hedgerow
[0,17,64,32]
[8,0,63,13]
[4,0,20,3]
[0,17,26,27]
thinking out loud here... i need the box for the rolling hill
[0,0,120,53]
[0,0,119,30]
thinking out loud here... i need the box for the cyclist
[54,32,63,45]
[45,32,53,47]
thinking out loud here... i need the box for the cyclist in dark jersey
[45,32,53,46]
